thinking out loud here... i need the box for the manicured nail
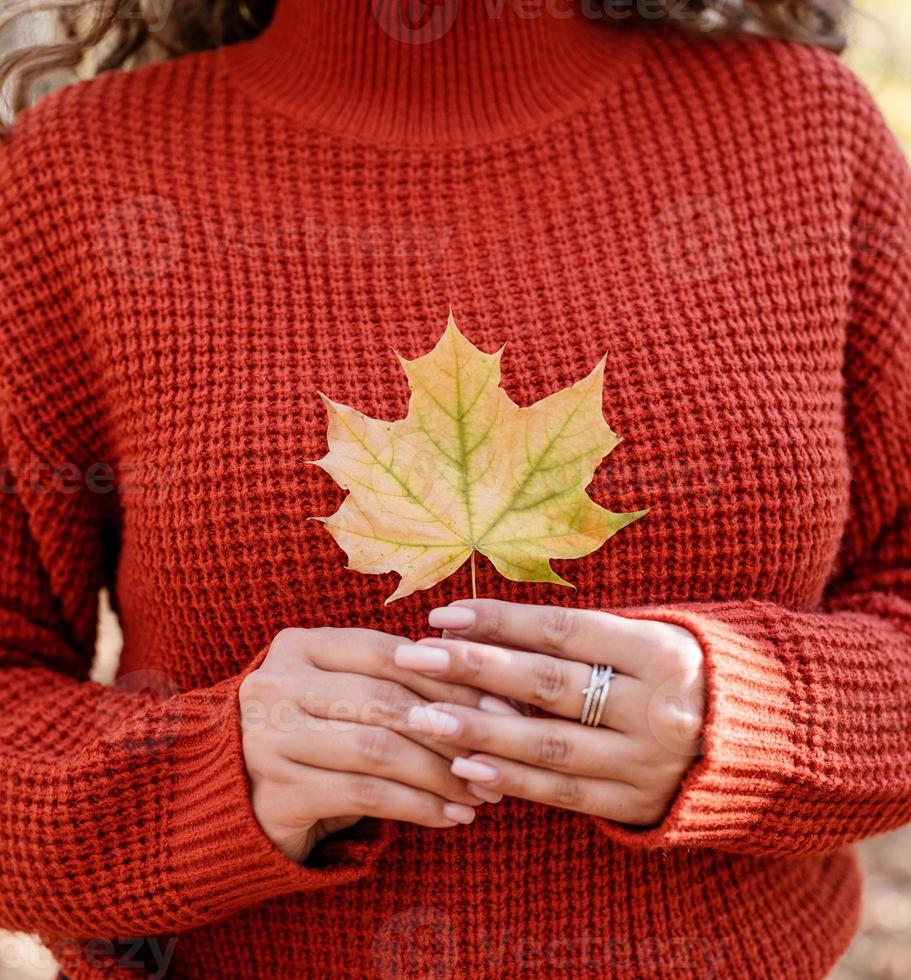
[395,643,450,672]
[442,802,476,825]
[478,695,520,715]
[407,706,460,736]
[468,783,503,803]
[428,606,476,630]
[451,757,499,783]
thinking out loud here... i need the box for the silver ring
[580,664,613,726]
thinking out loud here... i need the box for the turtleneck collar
[220,0,644,147]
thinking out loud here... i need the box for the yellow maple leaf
[312,312,646,603]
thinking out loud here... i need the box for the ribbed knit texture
[0,1,909,977]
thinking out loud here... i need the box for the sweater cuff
[165,648,391,923]
[591,601,797,852]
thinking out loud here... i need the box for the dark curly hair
[0,1,852,130]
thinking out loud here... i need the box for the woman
[0,0,908,977]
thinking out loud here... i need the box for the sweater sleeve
[0,115,389,940]
[594,81,911,858]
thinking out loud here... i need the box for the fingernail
[451,757,499,783]
[468,783,503,803]
[407,706,460,736]
[442,802,476,825]
[395,643,450,672]
[478,695,520,716]
[428,606,476,630]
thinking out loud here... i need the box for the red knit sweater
[1,2,910,977]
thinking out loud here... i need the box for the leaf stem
[471,550,477,599]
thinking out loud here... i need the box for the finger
[298,667,516,763]
[404,702,638,780]
[302,626,519,713]
[267,759,479,828]
[396,637,647,730]
[463,783,503,804]
[273,715,489,807]
[390,668,518,717]
[444,752,659,825]
[293,669,464,761]
[428,600,661,675]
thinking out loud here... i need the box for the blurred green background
[830,7,911,978]
[0,3,909,979]
[848,0,910,154]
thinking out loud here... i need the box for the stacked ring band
[580,663,613,727]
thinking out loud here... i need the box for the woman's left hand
[395,599,706,827]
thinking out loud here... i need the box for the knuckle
[239,670,264,705]
[266,627,328,671]
[372,632,407,674]
[531,659,568,706]
[647,691,704,753]
[270,626,312,656]
[239,668,283,706]
[368,680,412,722]
[648,697,681,739]
[460,643,485,677]
[272,626,306,646]
[354,725,398,768]
[541,607,578,648]
[535,729,572,767]
[656,626,703,674]
[669,648,701,680]
[482,601,505,641]
[551,775,584,809]
[347,775,386,811]
[459,713,487,747]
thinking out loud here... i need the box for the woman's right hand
[239,626,514,863]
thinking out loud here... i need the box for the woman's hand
[239,626,516,863]
[394,599,705,827]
